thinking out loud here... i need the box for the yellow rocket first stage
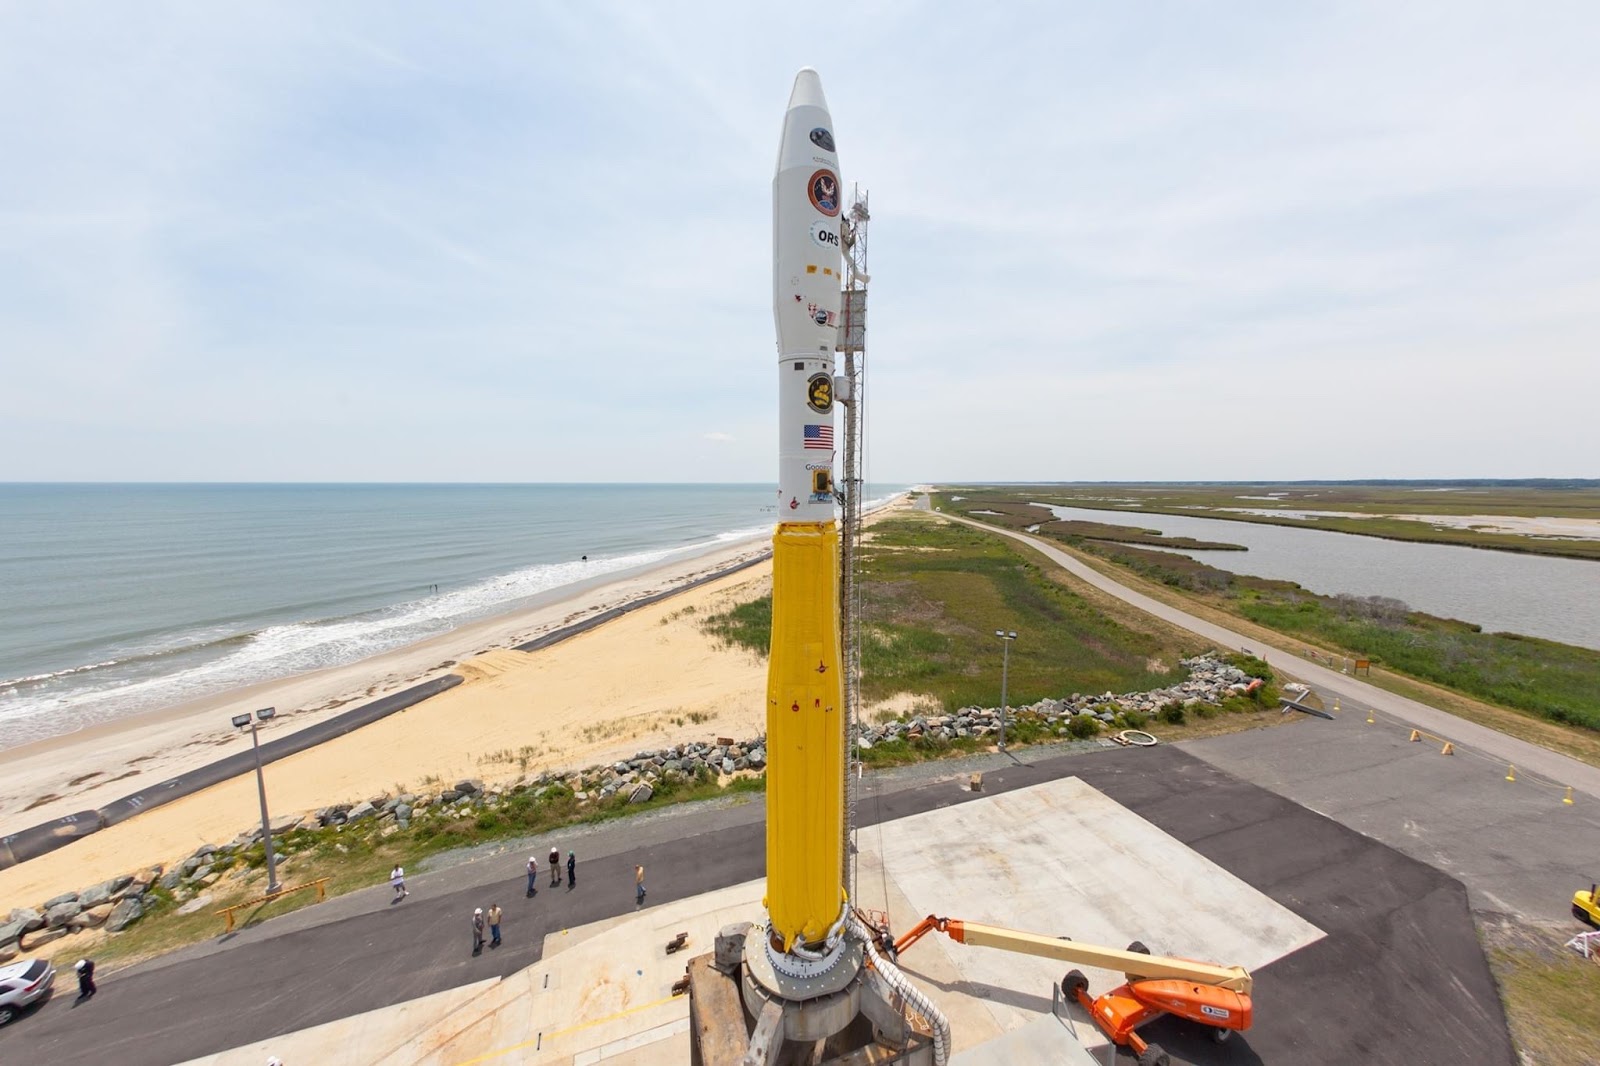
[765,68,847,966]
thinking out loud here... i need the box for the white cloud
[1,2,1596,482]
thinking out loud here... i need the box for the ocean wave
[0,536,749,738]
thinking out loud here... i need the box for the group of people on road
[387,841,652,956]
[525,846,576,897]
[471,904,503,953]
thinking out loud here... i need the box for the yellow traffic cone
[1565,787,1575,806]
[1505,765,1516,782]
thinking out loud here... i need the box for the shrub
[1066,714,1100,739]
[1160,701,1186,725]
[1118,709,1148,729]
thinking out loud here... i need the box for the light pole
[995,630,1017,751]
[231,707,281,894]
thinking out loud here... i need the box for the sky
[2,2,1597,484]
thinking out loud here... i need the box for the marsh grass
[701,515,1203,711]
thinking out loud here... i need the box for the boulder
[106,896,144,932]
[45,901,84,928]
[857,737,874,750]
[439,790,461,803]
[79,904,115,928]
[188,864,213,883]
[79,882,114,908]
[628,782,654,804]
[0,919,25,948]
[395,803,413,822]
[747,749,767,768]
[0,946,15,965]
[454,779,483,795]
[198,872,222,888]
[175,894,213,916]
[159,869,184,891]
[25,927,67,948]
[345,801,377,822]
[270,813,304,836]
[42,891,80,910]
[179,855,204,877]
[721,757,736,775]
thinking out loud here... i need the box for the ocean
[0,483,904,749]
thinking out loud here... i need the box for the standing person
[549,845,561,886]
[566,849,576,889]
[635,864,646,905]
[390,864,408,901]
[487,903,503,948]
[74,958,96,1000]
[526,855,538,897]
[471,908,486,954]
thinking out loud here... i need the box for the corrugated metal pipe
[850,916,950,1066]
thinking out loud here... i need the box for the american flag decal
[803,424,833,449]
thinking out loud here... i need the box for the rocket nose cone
[787,67,829,112]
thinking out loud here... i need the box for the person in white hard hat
[525,855,538,897]
[471,908,486,954]
[73,958,96,1000]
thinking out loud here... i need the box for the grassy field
[706,514,1209,711]
[1482,916,1600,1065]
[947,483,1600,561]
[937,495,1600,734]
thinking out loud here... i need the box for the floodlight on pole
[232,707,281,894]
[995,631,1017,751]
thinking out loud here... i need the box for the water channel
[1038,505,1600,651]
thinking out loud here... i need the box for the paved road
[937,507,1600,800]
[0,746,1507,1066]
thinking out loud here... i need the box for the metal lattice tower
[837,187,870,902]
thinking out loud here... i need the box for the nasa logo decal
[808,169,840,217]
[810,220,840,250]
[806,373,833,413]
[809,127,835,152]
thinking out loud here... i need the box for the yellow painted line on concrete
[450,994,683,1066]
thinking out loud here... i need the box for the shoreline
[0,495,919,907]
[0,532,773,838]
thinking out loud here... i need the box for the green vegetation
[938,495,1600,734]
[1489,941,1600,1065]
[702,515,1205,710]
[943,482,1600,561]
[94,766,766,968]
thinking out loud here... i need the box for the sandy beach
[0,541,781,907]
[0,496,918,909]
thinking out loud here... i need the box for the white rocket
[774,68,842,520]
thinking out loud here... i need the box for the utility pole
[995,631,1017,751]
[232,707,281,894]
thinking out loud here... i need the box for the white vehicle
[0,958,56,1025]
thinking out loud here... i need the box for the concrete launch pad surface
[858,777,1323,1053]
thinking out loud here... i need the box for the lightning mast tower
[837,188,869,903]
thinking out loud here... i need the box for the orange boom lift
[892,915,1253,1066]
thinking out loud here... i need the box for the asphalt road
[0,746,1510,1066]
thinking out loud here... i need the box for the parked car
[0,958,56,1025]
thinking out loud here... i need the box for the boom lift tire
[1137,1044,1171,1066]
[1062,969,1089,1001]
[1125,939,1151,982]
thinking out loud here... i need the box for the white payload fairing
[774,68,843,525]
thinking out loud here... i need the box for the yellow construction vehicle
[892,914,1253,1066]
[1575,882,1600,928]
